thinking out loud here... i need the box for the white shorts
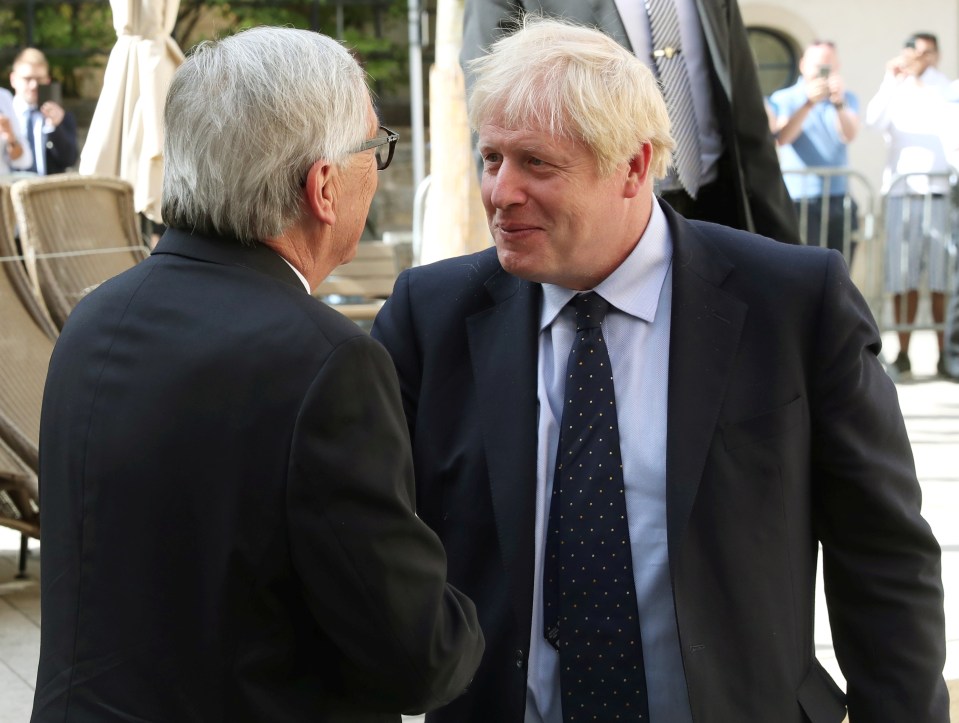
[884,195,951,294]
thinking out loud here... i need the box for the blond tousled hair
[467,15,675,179]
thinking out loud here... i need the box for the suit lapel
[467,269,540,631]
[693,0,732,101]
[663,204,746,558]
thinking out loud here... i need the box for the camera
[37,82,62,106]
[818,65,832,79]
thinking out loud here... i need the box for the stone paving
[1,330,956,722]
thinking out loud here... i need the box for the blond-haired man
[10,47,78,175]
[373,16,948,723]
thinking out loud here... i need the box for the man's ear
[304,160,337,226]
[623,142,653,199]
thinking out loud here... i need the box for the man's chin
[495,246,545,283]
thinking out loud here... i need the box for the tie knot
[572,292,609,331]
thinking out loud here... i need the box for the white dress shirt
[525,201,693,723]
[12,95,51,176]
[865,66,955,196]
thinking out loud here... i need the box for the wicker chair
[0,183,53,576]
[0,434,39,578]
[314,240,411,322]
[10,173,149,329]
[0,179,59,339]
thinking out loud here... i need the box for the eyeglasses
[354,125,399,171]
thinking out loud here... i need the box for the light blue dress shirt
[768,79,859,198]
[525,201,693,723]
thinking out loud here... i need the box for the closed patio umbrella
[418,0,489,265]
[79,0,184,223]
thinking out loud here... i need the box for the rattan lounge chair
[10,173,149,329]
[314,240,410,322]
[0,180,58,340]
[0,433,39,578]
[0,183,54,576]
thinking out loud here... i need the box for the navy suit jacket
[26,109,78,174]
[372,202,948,722]
[462,0,801,245]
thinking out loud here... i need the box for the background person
[462,0,801,244]
[769,40,860,258]
[373,16,948,723]
[0,86,31,175]
[866,32,954,378]
[32,27,483,722]
[9,47,78,175]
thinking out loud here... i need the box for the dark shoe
[891,351,911,379]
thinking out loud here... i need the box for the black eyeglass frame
[355,125,400,171]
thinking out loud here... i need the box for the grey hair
[467,15,674,179]
[161,27,370,242]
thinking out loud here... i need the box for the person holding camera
[9,47,78,175]
[769,41,860,259]
[866,32,955,379]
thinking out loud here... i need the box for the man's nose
[488,160,527,209]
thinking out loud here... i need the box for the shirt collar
[279,255,311,293]
[11,96,33,115]
[538,198,673,331]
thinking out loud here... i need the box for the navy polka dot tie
[543,292,649,721]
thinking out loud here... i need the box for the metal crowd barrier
[876,171,958,344]
[781,168,958,352]
[781,166,882,322]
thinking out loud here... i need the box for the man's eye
[528,157,546,167]
[483,153,502,165]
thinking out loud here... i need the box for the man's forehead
[479,121,560,147]
[13,62,47,78]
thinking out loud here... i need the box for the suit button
[515,649,524,668]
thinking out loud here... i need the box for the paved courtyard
[2,330,956,721]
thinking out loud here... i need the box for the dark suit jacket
[33,229,484,722]
[28,109,78,174]
[462,0,801,245]
[371,202,948,722]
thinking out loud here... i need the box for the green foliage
[175,1,410,94]
[3,0,413,98]
[1,2,114,95]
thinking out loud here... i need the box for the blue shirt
[526,201,692,723]
[769,79,859,198]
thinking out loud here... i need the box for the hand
[806,76,830,104]
[0,114,15,144]
[40,101,65,127]
[889,49,922,78]
[827,74,846,106]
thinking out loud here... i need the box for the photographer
[769,40,860,257]
[9,48,78,175]
[865,32,954,379]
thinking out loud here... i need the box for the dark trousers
[659,177,740,230]
[946,262,959,376]
[794,196,859,261]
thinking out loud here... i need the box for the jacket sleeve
[864,74,899,131]
[811,252,948,721]
[286,333,484,715]
[45,111,79,171]
[721,0,800,244]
